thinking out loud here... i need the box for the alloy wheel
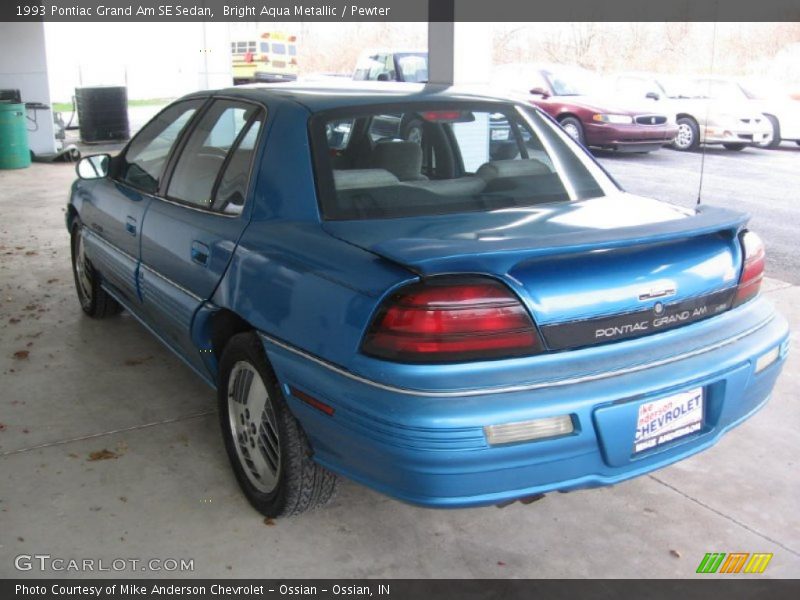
[74,231,93,307]
[674,123,694,150]
[227,361,282,493]
[563,123,581,141]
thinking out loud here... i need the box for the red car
[493,63,678,153]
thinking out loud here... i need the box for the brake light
[362,278,542,363]
[421,110,474,123]
[244,51,253,63]
[260,54,269,63]
[733,230,765,306]
[290,58,297,66]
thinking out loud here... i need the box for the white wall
[45,23,233,102]
[0,22,57,155]
[428,22,492,85]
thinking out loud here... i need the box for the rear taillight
[362,277,542,363]
[733,230,765,307]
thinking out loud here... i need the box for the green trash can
[0,102,31,169]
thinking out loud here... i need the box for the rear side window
[117,99,203,194]
[312,103,617,220]
[166,100,263,213]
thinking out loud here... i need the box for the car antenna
[697,20,719,207]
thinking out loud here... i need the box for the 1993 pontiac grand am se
[67,83,789,517]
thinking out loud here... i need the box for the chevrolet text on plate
[67,81,789,517]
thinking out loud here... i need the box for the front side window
[117,100,203,194]
[166,100,263,212]
[312,103,617,220]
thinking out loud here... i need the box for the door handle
[191,241,210,266]
[125,216,137,236]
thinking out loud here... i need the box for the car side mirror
[530,87,550,98]
[376,73,390,82]
[645,91,660,100]
[76,154,111,180]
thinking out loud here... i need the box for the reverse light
[733,230,765,307]
[754,346,780,374]
[592,114,633,124]
[362,277,542,363]
[485,415,574,446]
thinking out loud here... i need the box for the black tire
[559,116,585,145]
[671,117,700,151]
[758,114,781,149]
[218,332,338,517]
[70,223,122,318]
[723,143,747,151]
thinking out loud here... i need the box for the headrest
[369,140,425,181]
[333,169,400,190]
[476,159,551,180]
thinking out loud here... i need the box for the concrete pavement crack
[0,410,217,458]
[649,474,800,557]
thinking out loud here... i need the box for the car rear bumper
[584,122,678,151]
[260,298,789,508]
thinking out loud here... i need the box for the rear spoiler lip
[368,205,750,275]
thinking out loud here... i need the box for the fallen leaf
[12,350,29,360]
[89,506,102,512]
[8,317,19,324]
[0,423,6,432]
[497,561,506,566]
[24,251,37,256]
[67,453,78,459]
[22,428,29,434]
[17,537,24,542]
[670,549,681,559]
[46,278,59,284]
[226,566,232,571]
[88,449,119,461]
[119,496,128,503]
[263,517,275,526]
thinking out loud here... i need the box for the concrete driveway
[0,162,798,578]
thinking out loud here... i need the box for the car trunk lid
[323,194,748,350]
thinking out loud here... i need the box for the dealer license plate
[633,387,704,454]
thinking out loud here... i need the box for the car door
[79,100,203,304]
[138,98,265,371]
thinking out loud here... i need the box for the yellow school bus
[231,31,298,84]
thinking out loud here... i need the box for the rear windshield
[311,102,617,221]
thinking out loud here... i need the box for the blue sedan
[67,83,789,517]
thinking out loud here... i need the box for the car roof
[190,82,514,112]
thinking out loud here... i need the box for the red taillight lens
[362,278,542,363]
[734,230,765,307]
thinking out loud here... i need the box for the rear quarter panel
[210,99,415,365]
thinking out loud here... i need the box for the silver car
[612,73,771,151]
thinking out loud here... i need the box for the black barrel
[75,86,130,143]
